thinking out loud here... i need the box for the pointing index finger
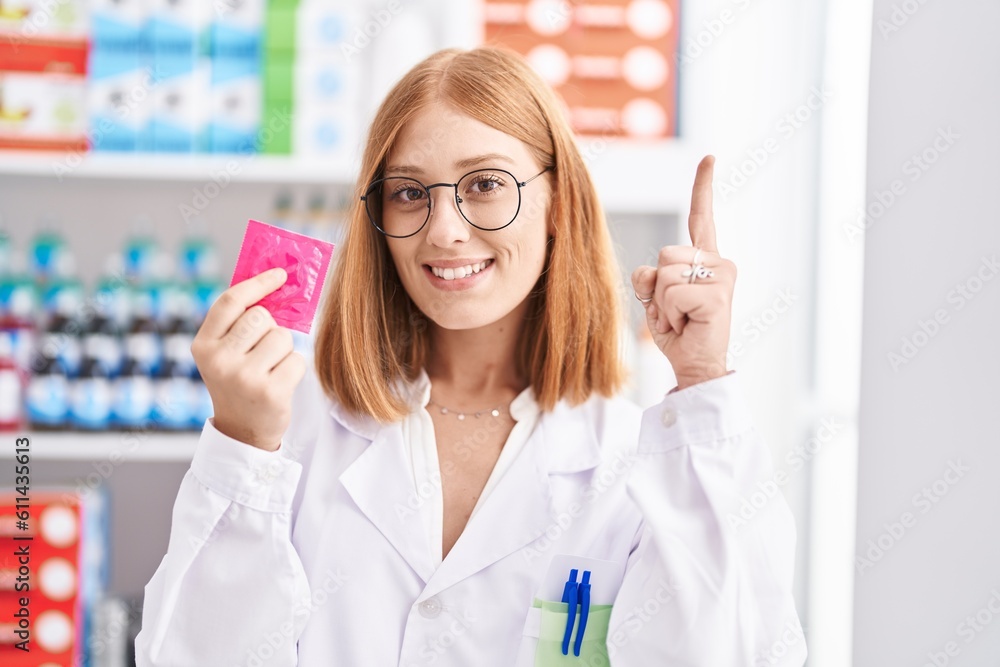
[688,155,718,254]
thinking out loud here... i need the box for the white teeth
[430,259,492,280]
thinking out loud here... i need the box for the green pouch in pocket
[531,597,613,666]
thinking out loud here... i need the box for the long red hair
[314,46,626,423]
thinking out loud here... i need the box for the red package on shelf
[0,488,106,665]
[0,38,89,152]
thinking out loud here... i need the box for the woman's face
[383,101,553,331]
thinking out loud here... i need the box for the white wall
[854,1,1000,664]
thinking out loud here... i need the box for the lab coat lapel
[417,401,603,602]
[338,418,437,584]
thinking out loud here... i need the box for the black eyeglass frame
[360,166,553,238]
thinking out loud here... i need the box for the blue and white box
[88,49,153,151]
[150,52,209,152]
[89,0,147,52]
[208,56,261,153]
[210,0,264,59]
[147,0,209,56]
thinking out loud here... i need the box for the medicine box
[87,48,152,151]
[147,0,209,56]
[208,55,261,153]
[89,0,146,52]
[150,52,209,152]
[210,0,264,59]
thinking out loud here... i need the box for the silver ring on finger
[684,264,715,283]
[634,290,653,304]
[681,248,714,283]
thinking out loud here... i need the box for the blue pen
[574,571,592,657]
[561,569,579,656]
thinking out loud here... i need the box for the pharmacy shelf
[2,431,198,462]
[0,140,696,214]
[0,151,356,185]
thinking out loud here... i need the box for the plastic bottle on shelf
[191,279,224,324]
[302,191,327,240]
[0,331,25,431]
[0,269,39,375]
[38,288,84,378]
[123,216,161,283]
[82,308,124,379]
[161,287,198,376]
[94,254,133,334]
[25,354,70,430]
[40,276,85,323]
[151,358,195,430]
[190,366,214,429]
[125,288,163,377]
[271,191,299,233]
[28,224,75,283]
[179,219,220,283]
[69,357,114,430]
[111,356,155,431]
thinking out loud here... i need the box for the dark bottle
[83,313,124,378]
[125,291,162,376]
[39,301,83,378]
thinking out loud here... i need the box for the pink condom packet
[229,219,335,334]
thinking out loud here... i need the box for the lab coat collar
[417,397,603,601]
[327,370,604,473]
[329,370,604,596]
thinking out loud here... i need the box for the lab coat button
[661,407,677,428]
[418,597,442,619]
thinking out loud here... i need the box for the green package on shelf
[261,101,293,155]
[265,2,297,54]
[263,55,295,102]
[531,597,613,666]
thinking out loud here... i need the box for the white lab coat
[135,364,807,666]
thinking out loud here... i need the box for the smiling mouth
[425,259,494,281]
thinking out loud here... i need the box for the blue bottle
[111,357,155,430]
[25,354,70,430]
[152,359,194,430]
[69,357,113,430]
[190,366,214,429]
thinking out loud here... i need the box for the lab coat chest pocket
[514,554,625,667]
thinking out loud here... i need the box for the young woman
[136,47,805,666]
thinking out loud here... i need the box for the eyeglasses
[361,166,552,238]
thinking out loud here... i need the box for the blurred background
[0,0,996,665]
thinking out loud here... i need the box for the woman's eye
[467,177,503,195]
[390,186,425,203]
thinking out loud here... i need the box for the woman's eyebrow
[454,153,516,169]
[384,164,423,175]
[384,153,516,176]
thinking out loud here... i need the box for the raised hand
[190,267,307,451]
[630,155,735,390]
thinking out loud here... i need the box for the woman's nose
[424,187,471,246]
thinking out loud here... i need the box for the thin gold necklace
[426,397,510,421]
